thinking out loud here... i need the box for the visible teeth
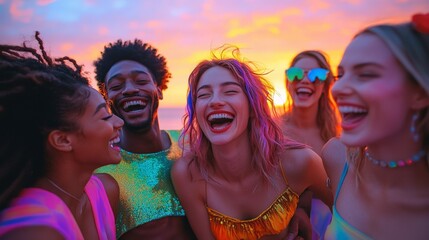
[296,88,312,94]
[123,100,145,109]
[109,136,120,146]
[208,113,234,121]
[338,106,367,114]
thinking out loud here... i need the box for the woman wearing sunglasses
[281,50,340,239]
[323,14,429,239]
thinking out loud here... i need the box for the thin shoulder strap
[334,162,349,204]
[279,159,289,185]
[204,176,208,207]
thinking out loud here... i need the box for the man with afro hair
[94,39,195,239]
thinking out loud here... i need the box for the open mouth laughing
[109,135,121,151]
[122,99,147,112]
[296,87,314,97]
[338,105,368,130]
[207,112,234,132]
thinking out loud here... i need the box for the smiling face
[71,88,124,167]
[332,33,420,147]
[105,60,162,132]
[287,56,325,109]
[195,66,250,146]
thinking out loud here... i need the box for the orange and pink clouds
[10,0,33,23]
[37,0,55,6]
[1,0,428,108]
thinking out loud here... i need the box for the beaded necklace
[365,148,426,168]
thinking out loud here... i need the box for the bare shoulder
[280,147,322,185]
[1,226,64,240]
[280,147,330,200]
[171,154,204,184]
[171,154,206,208]
[94,173,119,195]
[94,173,119,215]
[322,138,345,158]
[321,137,346,170]
[171,154,193,178]
[281,146,321,171]
[321,137,347,189]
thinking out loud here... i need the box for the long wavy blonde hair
[283,50,341,142]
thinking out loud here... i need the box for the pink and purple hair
[180,47,303,182]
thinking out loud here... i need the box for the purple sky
[1,0,428,107]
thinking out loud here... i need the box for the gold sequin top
[206,164,299,240]
[96,130,185,238]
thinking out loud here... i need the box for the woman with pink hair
[172,46,332,240]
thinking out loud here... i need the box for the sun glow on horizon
[273,90,287,107]
[1,0,426,109]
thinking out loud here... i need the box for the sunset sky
[1,0,428,108]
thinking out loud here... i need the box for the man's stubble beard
[113,97,160,133]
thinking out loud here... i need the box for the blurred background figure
[281,50,340,239]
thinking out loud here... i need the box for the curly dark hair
[93,39,171,97]
[0,31,91,210]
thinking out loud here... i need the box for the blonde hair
[283,50,341,142]
[348,22,429,172]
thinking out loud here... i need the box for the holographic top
[0,175,116,239]
[96,130,185,238]
[325,162,372,240]
[206,164,299,240]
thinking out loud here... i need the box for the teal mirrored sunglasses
[286,67,329,83]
